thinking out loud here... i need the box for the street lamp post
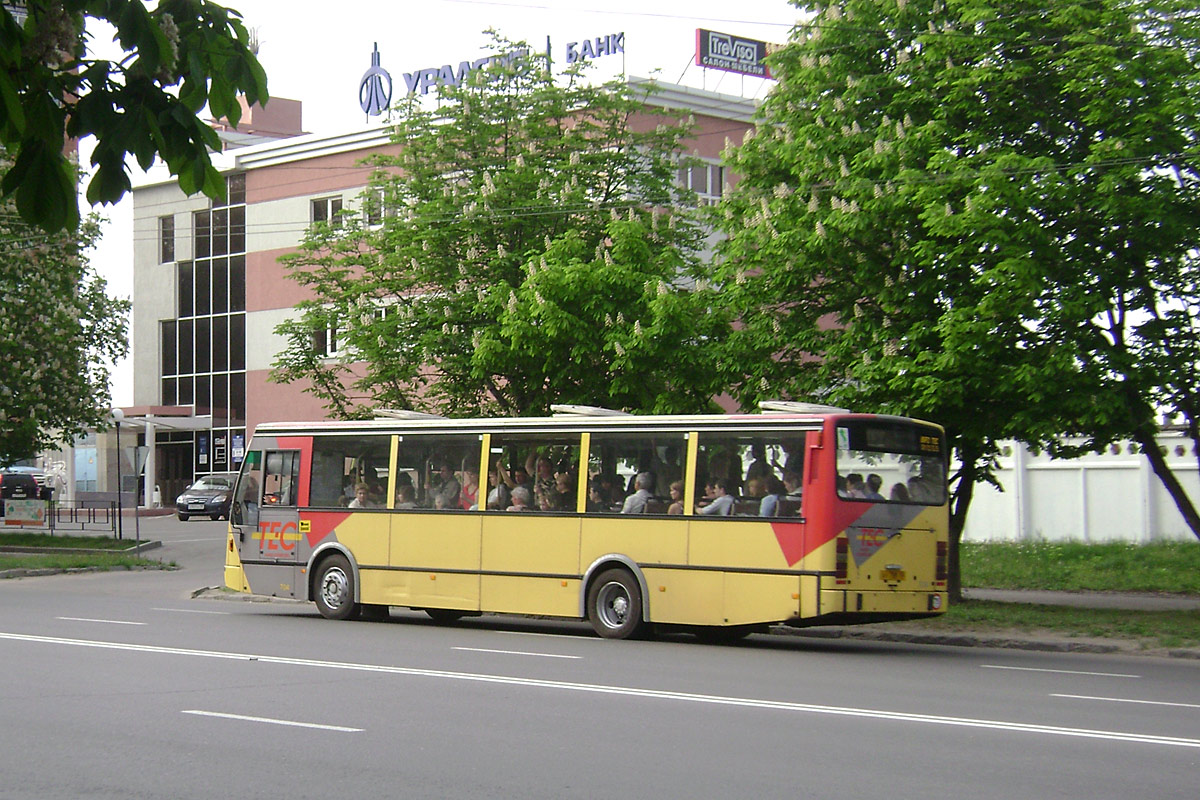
[111,408,124,540]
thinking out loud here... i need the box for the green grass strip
[0,532,144,551]
[962,540,1200,594]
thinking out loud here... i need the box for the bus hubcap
[321,568,350,608]
[598,582,629,628]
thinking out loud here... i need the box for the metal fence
[48,501,118,535]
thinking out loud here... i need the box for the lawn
[0,531,165,571]
[960,540,1200,594]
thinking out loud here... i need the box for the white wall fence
[961,436,1200,543]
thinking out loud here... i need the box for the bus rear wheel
[314,554,359,621]
[587,568,646,640]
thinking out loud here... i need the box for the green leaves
[0,0,268,232]
[273,36,722,418]
[720,0,1200,543]
[0,204,129,464]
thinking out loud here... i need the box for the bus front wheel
[314,554,359,621]
[587,568,646,640]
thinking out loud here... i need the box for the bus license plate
[881,568,905,582]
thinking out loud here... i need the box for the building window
[159,215,175,263]
[313,323,339,358]
[227,173,246,206]
[312,196,344,226]
[678,161,724,206]
[363,188,386,226]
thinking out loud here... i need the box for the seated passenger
[507,485,531,511]
[348,482,378,509]
[758,477,787,517]
[697,478,734,516]
[891,482,911,503]
[667,480,684,515]
[620,472,655,514]
[783,470,803,498]
[865,473,885,501]
[394,484,417,509]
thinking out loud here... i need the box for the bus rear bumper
[809,588,946,619]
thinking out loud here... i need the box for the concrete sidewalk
[963,588,1200,611]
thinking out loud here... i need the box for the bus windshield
[835,421,946,505]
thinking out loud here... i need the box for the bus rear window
[835,423,946,504]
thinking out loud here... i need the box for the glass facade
[159,173,248,475]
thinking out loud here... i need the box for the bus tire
[425,608,465,624]
[587,568,646,640]
[314,554,359,621]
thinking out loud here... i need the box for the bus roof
[248,411,938,438]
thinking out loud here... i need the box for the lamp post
[111,408,124,540]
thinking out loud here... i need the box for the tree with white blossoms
[0,180,128,464]
[273,35,729,417]
[718,0,1200,596]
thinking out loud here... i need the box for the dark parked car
[0,470,42,517]
[176,473,238,521]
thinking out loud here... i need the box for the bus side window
[310,435,391,508]
[232,450,263,527]
[263,451,300,507]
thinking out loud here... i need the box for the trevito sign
[694,28,772,78]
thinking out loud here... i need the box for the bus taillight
[835,536,848,584]
[935,541,948,583]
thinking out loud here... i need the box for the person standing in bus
[697,478,735,515]
[459,468,479,510]
[430,461,461,509]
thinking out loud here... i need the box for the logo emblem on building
[359,43,393,116]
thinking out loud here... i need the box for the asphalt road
[0,516,1197,799]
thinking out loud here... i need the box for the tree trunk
[1132,427,1200,542]
[947,443,981,603]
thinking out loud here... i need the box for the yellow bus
[224,404,949,639]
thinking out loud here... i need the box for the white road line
[3,631,1196,750]
[152,608,232,615]
[982,664,1141,679]
[1052,694,1200,710]
[55,617,146,626]
[453,647,581,660]
[182,710,362,732]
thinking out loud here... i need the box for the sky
[84,0,804,405]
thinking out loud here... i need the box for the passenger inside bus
[697,478,735,515]
[507,486,531,511]
[395,484,417,508]
[348,482,379,509]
